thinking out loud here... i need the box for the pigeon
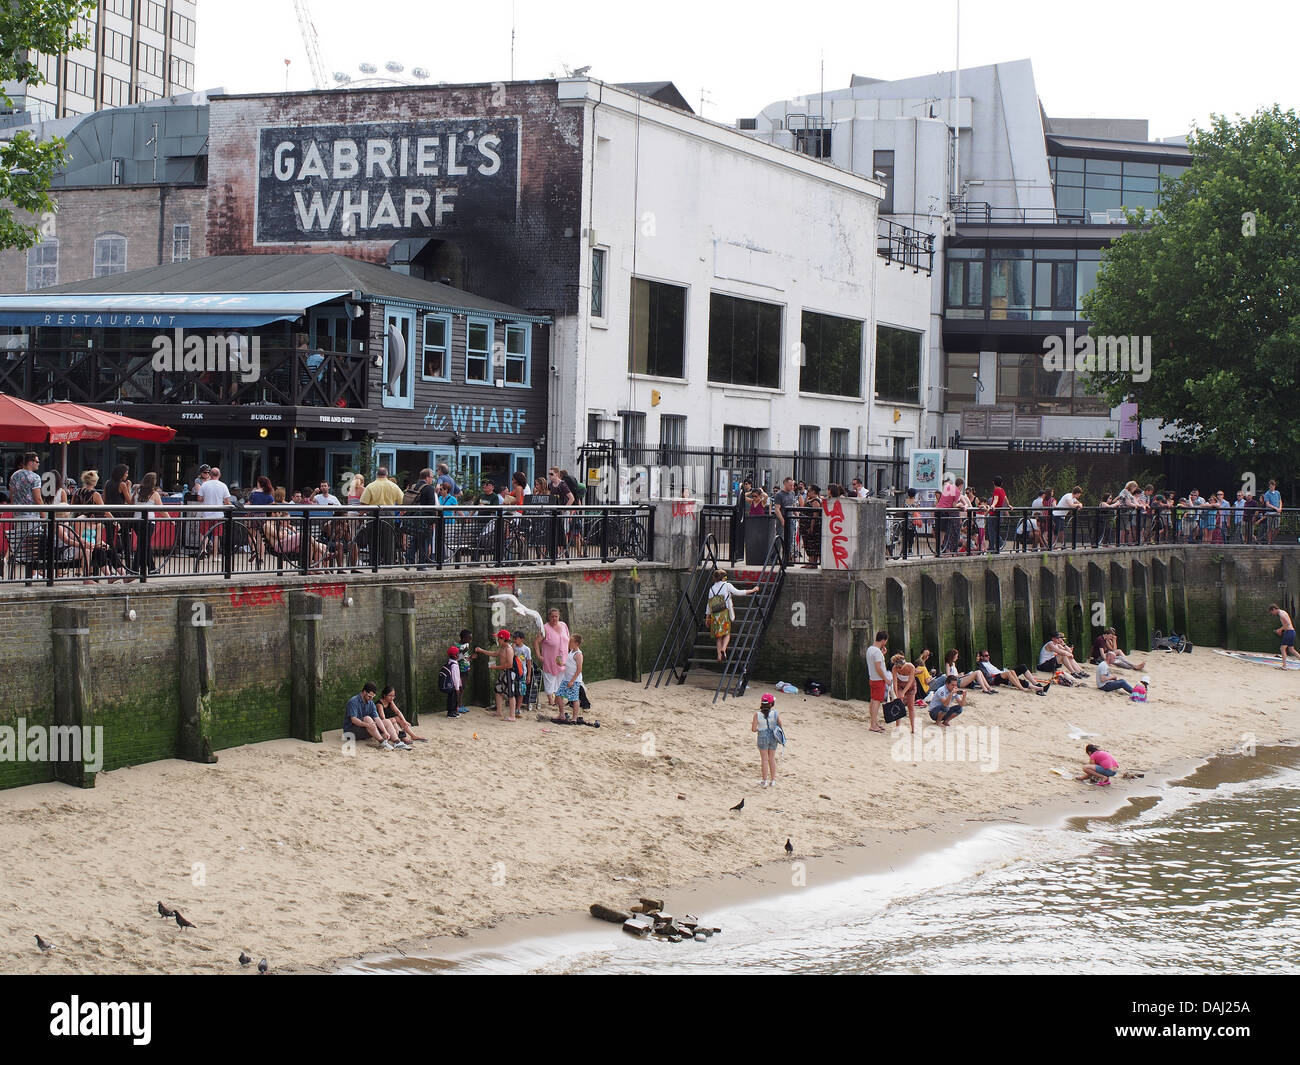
[174,911,196,930]
[157,901,175,919]
[785,838,794,856]
[257,957,269,974]
[729,798,744,812]
[1067,724,1099,741]
[35,934,54,953]
[489,593,545,634]
[239,951,252,966]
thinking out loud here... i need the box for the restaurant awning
[0,290,351,328]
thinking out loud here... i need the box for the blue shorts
[1092,765,1117,777]
[929,704,962,721]
[757,733,778,751]
[1283,630,1296,647]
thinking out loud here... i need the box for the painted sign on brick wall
[255,118,520,243]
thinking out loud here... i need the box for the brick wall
[0,185,207,294]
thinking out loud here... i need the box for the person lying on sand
[1076,743,1118,786]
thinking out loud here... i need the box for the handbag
[882,698,907,724]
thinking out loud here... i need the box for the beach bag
[882,698,907,724]
[773,721,787,747]
[804,679,824,696]
[578,683,592,711]
[1054,669,1076,687]
[438,663,455,693]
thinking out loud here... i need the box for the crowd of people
[902,476,1288,557]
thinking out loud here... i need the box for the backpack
[562,474,583,502]
[438,662,456,693]
[707,593,727,614]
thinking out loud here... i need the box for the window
[104,28,131,64]
[800,310,862,397]
[141,1,166,32]
[421,315,450,380]
[659,415,686,466]
[723,424,761,465]
[707,293,781,388]
[873,150,895,215]
[798,425,819,455]
[622,412,646,455]
[105,0,133,15]
[171,11,196,46]
[503,323,530,385]
[829,428,851,488]
[629,278,686,378]
[466,319,491,383]
[65,60,94,99]
[989,248,1031,321]
[590,247,606,318]
[1033,252,1076,321]
[874,325,922,405]
[587,413,602,443]
[943,352,980,411]
[1049,154,1188,216]
[169,56,195,89]
[996,353,1107,415]
[946,248,984,319]
[137,41,163,77]
[93,234,127,277]
[166,223,189,262]
[26,240,58,290]
[102,73,130,107]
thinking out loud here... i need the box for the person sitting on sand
[376,685,425,742]
[926,678,965,726]
[1077,743,1118,786]
[1094,627,1146,670]
[890,653,918,733]
[945,648,995,694]
[1039,633,1086,678]
[555,634,585,719]
[976,650,1049,695]
[914,648,936,694]
[475,629,518,721]
[1096,651,1135,695]
[1270,604,1299,669]
[751,692,784,787]
[343,683,407,750]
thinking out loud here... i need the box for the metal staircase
[645,534,788,702]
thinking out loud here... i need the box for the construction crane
[292,0,329,90]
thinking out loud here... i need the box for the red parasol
[45,402,177,443]
[0,393,108,444]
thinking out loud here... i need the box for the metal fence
[886,506,1300,560]
[0,504,653,586]
[698,503,1300,567]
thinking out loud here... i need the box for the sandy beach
[2,647,1297,974]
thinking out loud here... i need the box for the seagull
[489,593,545,634]
[174,911,196,931]
[35,934,54,953]
[730,798,744,812]
[785,838,794,856]
[239,951,252,966]
[258,957,269,974]
[1067,724,1099,740]
[157,901,175,919]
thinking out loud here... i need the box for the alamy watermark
[0,717,103,773]
[891,723,1000,773]
[1042,327,1151,383]
[151,329,261,382]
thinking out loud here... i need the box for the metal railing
[0,503,653,586]
[886,506,1300,561]
[878,219,935,272]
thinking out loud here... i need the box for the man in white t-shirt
[312,482,341,506]
[865,630,890,734]
[1056,485,1082,543]
[197,466,232,555]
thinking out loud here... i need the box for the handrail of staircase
[713,533,788,702]
[645,533,722,688]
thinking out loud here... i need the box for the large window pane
[800,311,861,397]
[944,352,979,411]
[707,293,782,388]
[875,324,921,404]
[990,257,1031,320]
[629,279,686,378]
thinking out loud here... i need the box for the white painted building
[555,78,932,494]
[745,60,1192,453]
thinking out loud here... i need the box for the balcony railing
[0,344,369,409]
[877,219,935,273]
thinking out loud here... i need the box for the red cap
[447,646,460,657]
[496,629,511,640]
[760,693,775,705]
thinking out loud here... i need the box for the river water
[350,746,1300,975]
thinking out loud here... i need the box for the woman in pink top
[533,608,571,711]
[1078,744,1118,786]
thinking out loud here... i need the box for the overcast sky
[196,0,1296,140]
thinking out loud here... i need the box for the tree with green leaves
[1082,106,1300,471]
[0,0,96,251]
